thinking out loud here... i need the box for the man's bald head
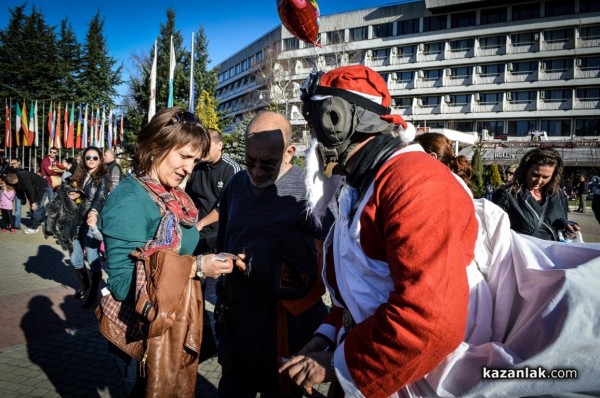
[246,111,292,146]
[104,149,115,162]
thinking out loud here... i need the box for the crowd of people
[0,65,599,398]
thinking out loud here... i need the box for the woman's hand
[31,202,38,211]
[278,352,335,395]
[87,210,98,227]
[68,191,81,201]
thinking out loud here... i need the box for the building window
[399,45,416,57]
[256,51,263,62]
[480,6,507,25]
[455,121,475,131]
[423,15,447,32]
[544,28,572,43]
[581,0,600,13]
[479,35,506,49]
[542,89,571,102]
[393,97,412,107]
[579,56,600,70]
[449,66,470,78]
[451,11,476,28]
[449,39,474,52]
[396,71,413,83]
[423,69,442,81]
[545,0,574,17]
[576,87,600,100]
[512,3,540,21]
[328,30,345,44]
[540,119,571,136]
[449,94,469,105]
[479,92,503,104]
[575,119,600,136]
[510,61,536,74]
[480,63,504,76]
[581,25,600,40]
[373,48,389,60]
[544,59,572,72]
[283,37,300,51]
[423,42,444,55]
[350,26,368,42]
[374,22,394,38]
[511,32,538,46]
[477,120,504,135]
[421,96,440,106]
[510,91,536,103]
[508,120,536,136]
[397,18,419,35]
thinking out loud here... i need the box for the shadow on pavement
[21,295,126,397]
[24,243,77,289]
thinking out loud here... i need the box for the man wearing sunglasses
[215,111,334,398]
[40,146,63,202]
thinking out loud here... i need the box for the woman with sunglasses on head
[66,146,110,306]
[98,107,244,396]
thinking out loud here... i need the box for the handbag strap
[523,196,556,240]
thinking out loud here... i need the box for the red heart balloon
[277,0,321,47]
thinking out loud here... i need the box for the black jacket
[492,187,571,241]
[76,174,110,225]
[15,171,48,204]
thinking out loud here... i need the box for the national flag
[168,35,175,107]
[112,107,117,147]
[4,99,12,148]
[189,32,195,112]
[63,104,69,147]
[83,104,88,147]
[94,106,100,147]
[54,103,62,149]
[47,101,54,147]
[75,106,82,149]
[15,102,21,146]
[27,101,35,147]
[149,40,157,122]
[34,100,39,147]
[120,112,124,144]
[66,102,75,148]
[21,101,31,146]
[107,105,113,150]
[99,107,105,148]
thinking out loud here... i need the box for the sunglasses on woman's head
[169,111,202,127]
[85,155,99,161]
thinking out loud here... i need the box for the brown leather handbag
[97,249,204,398]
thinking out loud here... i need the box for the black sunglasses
[85,155,99,161]
[245,158,281,172]
[49,151,58,154]
[169,111,202,127]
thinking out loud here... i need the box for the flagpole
[189,32,194,113]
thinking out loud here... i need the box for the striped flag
[112,107,117,147]
[47,101,54,147]
[21,101,32,146]
[66,102,75,148]
[4,99,11,148]
[75,106,82,149]
[100,107,105,148]
[149,40,157,121]
[120,112,124,144]
[83,104,88,147]
[34,100,39,147]
[63,104,69,147]
[54,103,62,149]
[15,102,22,146]
[27,101,35,147]
[168,35,175,107]
[94,106,100,147]
[107,105,113,150]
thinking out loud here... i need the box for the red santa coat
[317,145,478,397]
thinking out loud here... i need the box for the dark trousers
[592,194,600,224]
[1,209,14,229]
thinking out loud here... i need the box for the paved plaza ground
[0,204,598,397]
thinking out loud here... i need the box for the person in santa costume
[280,66,600,397]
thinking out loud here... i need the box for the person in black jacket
[492,147,580,241]
[66,146,110,305]
[5,170,49,234]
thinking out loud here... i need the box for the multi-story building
[216,0,600,170]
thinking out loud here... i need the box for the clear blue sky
[1,0,399,91]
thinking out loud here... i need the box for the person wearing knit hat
[280,65,479,397]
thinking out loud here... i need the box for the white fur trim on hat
[398,122,416,143]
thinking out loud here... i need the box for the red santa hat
[318,65,416,142]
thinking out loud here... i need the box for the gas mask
[300,71,393,177]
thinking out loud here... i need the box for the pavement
[0,205,598,397]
